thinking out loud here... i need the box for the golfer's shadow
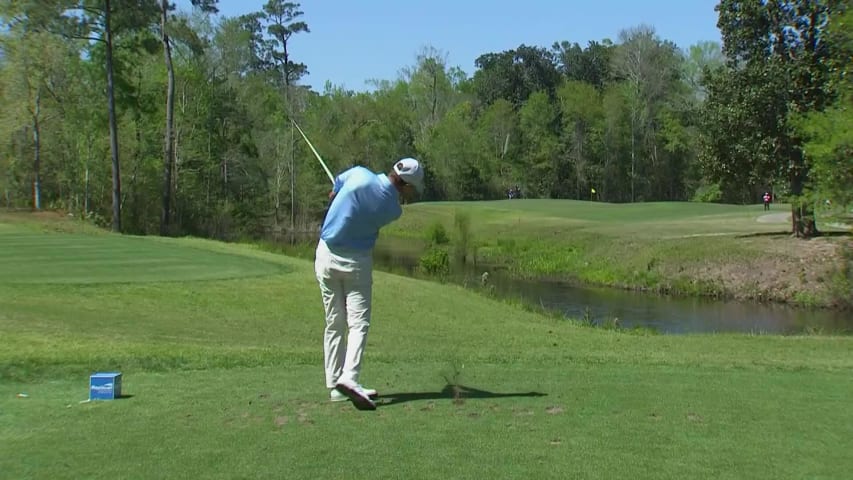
[376,384,547,407]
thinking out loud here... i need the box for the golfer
[315,158,424,410]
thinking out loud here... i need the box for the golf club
[291,118,335,185]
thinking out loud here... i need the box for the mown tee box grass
[1,210,852,480]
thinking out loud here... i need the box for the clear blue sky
[177,0,723,92]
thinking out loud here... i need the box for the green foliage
[691,181,722,203]
[552,40,614,88]
[424,221,449,245]
[557,80,604,199]
[418,246,450,277]
[402,46,459,135]
[471,45,561,108]
[0,1,799,244]
[418,101,495,200]
[792,3,853,209]
[683,40,723,100]
[519,91,561,197]
[702,0,839,234]
[260,0,309,86]
[475,98,518,188]
[612,25,691,202]
[796,98,853,207]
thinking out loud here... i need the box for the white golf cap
[393,157,424,193]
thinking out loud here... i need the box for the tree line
[0,0,850,240]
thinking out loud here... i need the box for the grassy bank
[380,200,853,308]
[2,214,853,479]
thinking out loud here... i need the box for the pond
[461,271,852,335]
[278,235,853,335]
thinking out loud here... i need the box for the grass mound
[0,229,288,284]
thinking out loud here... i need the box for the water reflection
[274,235,853,335]
[478,275,852,335]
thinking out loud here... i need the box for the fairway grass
[2,215,853,479]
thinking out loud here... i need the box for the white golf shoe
[330,385,377,402]
[333,381,377,410]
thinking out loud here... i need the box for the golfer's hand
[328,191,336,201]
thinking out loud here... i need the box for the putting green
[0,228,289,284]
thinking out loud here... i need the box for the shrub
[691,182,722,203]
[419,247,450,277]
[425,221,450,245]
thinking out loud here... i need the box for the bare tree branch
[64,34,104,43]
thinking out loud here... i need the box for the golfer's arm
[332,168,353,194]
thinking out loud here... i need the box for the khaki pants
[314,240,373,389]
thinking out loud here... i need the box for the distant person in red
[763,192,771,211]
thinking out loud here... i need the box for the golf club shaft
[291,119,335,185]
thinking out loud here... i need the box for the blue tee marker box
[89,372,122,400]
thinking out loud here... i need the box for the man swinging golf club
[315,158,424,410]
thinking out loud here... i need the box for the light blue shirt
[320,166,402,251]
